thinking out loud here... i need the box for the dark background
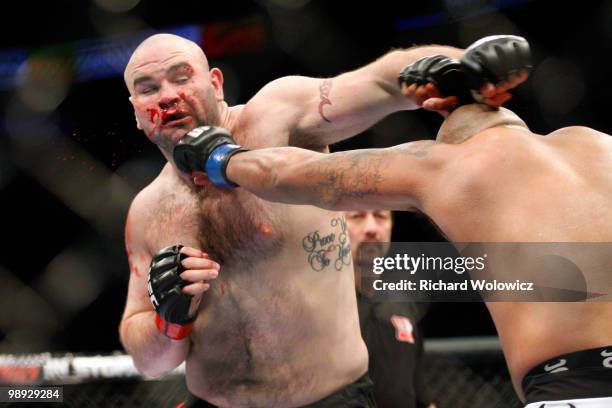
[0,0,610,353]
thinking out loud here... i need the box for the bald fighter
[119,33,516,407]
[191,51,612,406]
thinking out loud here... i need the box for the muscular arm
[242,45,462,149]
[119,193,189,377]
[226,141,448,211]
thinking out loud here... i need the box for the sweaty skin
[225,104,612,401]
[119,33,469,407]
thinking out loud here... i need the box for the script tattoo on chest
[302,216,352,272]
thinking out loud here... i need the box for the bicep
[242,74,402,149]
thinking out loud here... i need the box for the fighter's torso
[423,126,612,397]
[143,110,367,407]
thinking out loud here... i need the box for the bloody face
[126,37,222,158]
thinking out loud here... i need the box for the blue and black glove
[173,126,248,188]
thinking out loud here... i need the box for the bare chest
[146,186,285,267]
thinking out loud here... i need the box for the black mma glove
[148,244,195,340]
[398,35,532,106]
[460,35,532,94]
[398,55,473,104]
[173,126,248,188]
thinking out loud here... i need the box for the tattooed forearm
[318,79,333,123]
[304,149,385,208]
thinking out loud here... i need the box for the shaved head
[124,33,209,93]
[124,31,225,160]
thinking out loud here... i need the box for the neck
[436,103,528,144]
[218,100,234,130]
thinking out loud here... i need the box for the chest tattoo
[302,216,351,272]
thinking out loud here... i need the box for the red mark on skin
[220,282,226,295]
[131,265,141,277]
[259,224,273,236]
[146,108,159,124]
[178,65,194,76]
[144,108,162,138]
[148,106,187,128]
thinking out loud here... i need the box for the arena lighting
[0,18,265,90]
[395,0,534,31]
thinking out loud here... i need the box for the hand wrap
[173,126,248,188]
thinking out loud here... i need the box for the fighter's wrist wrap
[147,244,194,340]
[173,126,249,188]
[155,314,193,340]
[205,144,249,188]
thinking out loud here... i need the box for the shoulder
[131,165,173,213]
[547,125,609,140]
[238,76,315,126]
[241,76,305,114]
[251,76,309,99]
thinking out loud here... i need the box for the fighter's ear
[129,96,142,130]
[209,67,225,101]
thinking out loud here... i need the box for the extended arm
[240,35,531,150]
[242,45,463,149]
[225,141,449,211]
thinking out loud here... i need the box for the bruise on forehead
[124,33,209,91]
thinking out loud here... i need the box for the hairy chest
[146,186,286,268]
